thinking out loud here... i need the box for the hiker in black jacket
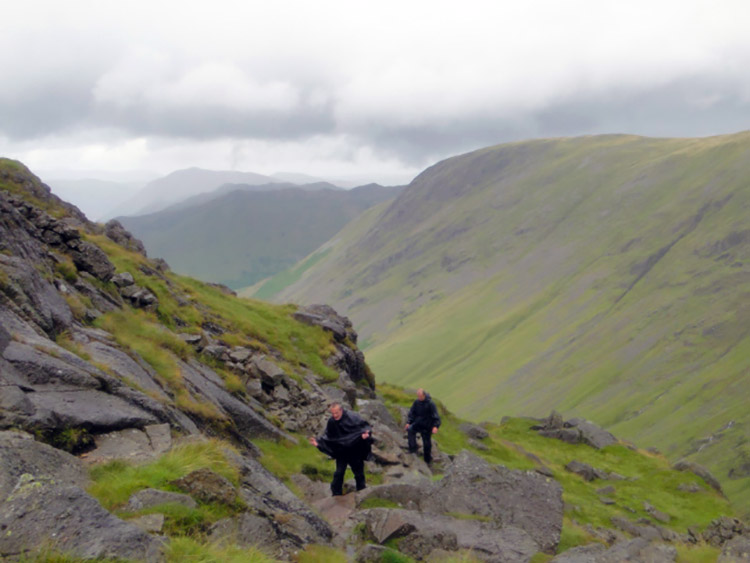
[309,402,373,496]
[406,388,441,463]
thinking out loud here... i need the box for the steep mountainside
[0,158,741,562]
[265,132,750,510]
[119,184,401,289]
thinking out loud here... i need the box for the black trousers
[331,455,366,495]
[408,426,433,463]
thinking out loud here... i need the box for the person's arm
[406,401,416,430]
[309,418,332,450]
[431,401,441,433]
[350,411,372,439]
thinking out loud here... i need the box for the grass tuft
[163,537,275,563]
[295,544,348,563]
[88,439,239,511]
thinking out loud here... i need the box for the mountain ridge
[105,167,283,218]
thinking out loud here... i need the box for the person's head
[329,402,344,420]
[416,388,426,401]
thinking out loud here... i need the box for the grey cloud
[91,97,336,140]
[0,72,337,142]
[1,65,749,170]
[0,79,95,140]
[342,73,750,166]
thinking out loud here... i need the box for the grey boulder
[359,508,540,562]
[720,535,750,561]
[673,460,724,494]
[125,487,197,511]
[209,512,278,549]
[422,450,563,553]
[0,430,88,503]
[0,479,163,561]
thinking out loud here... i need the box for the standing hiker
[309,402,373,496]
[406,388,441,463]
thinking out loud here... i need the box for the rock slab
[0,430,88,503]
[0,480,163,561]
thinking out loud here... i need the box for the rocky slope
[0,158,746,562]
[260,131,750,512]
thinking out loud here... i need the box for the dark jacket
[316,409,373,460]
[407,394,441,431]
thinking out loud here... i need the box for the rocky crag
[0,158,747,562]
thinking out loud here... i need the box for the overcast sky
[2,0,750,185]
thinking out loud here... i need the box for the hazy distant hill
[118,183,402,289]
[270,171,351,187]
[262,131,750,507]
[47,178,147,221]
[152,180,341,214]
[106,167,282,218]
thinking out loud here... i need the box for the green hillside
[119,185,399,289]
[264,132,750,512]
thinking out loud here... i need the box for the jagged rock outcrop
[224,448,335,554]
[105,219,147,256]
[0,479,165,561]
[423,450,564,553]
[719,535,750,561]
[170,467,237,505]
[673,459,724,495]
[534,411,618,449]
[1,190,114,283]
[357,507,540,562]
[84,424,172,464]
[550,538,677,562]
[566,460,611,481]
[0,431,163,561]
[0,431,89,502]
[0,309,200,440]
[208,512,278,550]
[702,516,750,547]
[345,449,564,559]
[295,304,375,392]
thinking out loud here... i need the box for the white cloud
[95,57,300,113]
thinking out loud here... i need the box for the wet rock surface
[83,424,172,464]
[170,467,237,505]
[0,430,89,503]
[720,535,750,561]
[125,487,198,511]
[0,479,164,561]
[358,508,540,562]
[423,450,564,553]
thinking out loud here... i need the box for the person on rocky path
[309,402,373,496]
[406,388,441,463]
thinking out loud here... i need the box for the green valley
[120,184,400,289]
